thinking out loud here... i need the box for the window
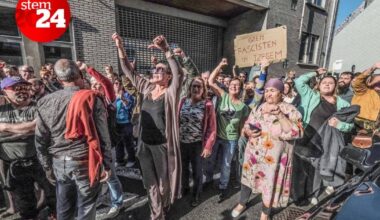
[117,6,220,73]
[0,6,19,36]
[291,0,298,10]
[299,32,319,64]
[42,27,75,64]
[0,42,23,65]
[0,6,24,65]
[309,0,326,7]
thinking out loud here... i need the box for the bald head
[54,59,81,82]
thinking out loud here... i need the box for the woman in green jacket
[292,68,353,205]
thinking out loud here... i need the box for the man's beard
[338,83,348,90]
[15,93,29,102]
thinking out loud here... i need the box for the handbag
[352,129,373,149]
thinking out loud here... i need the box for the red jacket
[87,67,116,103]
[65,90,103,186]
[178,98,217,151]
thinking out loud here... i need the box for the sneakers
[126,161,136,168]
[191,194,200,207]
[310,197,319,205]
[231,204,246,218]
[105,206,121,219]
[325,186,334,195]
[218,189,228,203]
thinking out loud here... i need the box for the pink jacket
[178,98,217,151]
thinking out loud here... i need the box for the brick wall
[2,0,119,73]
[69,0,119,73]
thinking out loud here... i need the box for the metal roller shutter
[117,6,221,74]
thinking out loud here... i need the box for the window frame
[309,0,326,8]
[298,32,320,65]
[41,24,77,63]
[0,4,27,65]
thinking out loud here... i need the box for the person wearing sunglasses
[0,76,56,219]
[113,33,183,220]
[178,76,216,207]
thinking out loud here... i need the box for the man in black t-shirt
[0,76,55,219]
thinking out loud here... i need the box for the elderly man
[18,65,35,81]
[35,59,112,220]
[0,76,55,219]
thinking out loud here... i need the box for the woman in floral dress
[231,78,304,220]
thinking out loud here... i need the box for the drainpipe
[323,0,339,68]
[299,0,307,39]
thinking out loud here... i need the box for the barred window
[117,6,221,74]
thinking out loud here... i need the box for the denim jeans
[204,137,238,190]
[107,150,123,208]
[53,158,101,220]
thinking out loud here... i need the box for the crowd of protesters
[0,33,379,220]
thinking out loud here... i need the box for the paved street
[0,166,318,220]
[97,168,308,220]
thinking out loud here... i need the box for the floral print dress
[241,102,303,208]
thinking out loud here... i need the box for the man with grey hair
[35,59,112,220]
[18,65,35,81]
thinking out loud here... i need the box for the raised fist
[112,33,123,48]
[173,48,186,58]
[316,67,327,76]
[219,58,228,67]
[148,35,169,52]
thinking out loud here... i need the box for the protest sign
[234,26,287,67]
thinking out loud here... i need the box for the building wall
[222,9,266,74]
[266,0,306,76]
[69,0,119,72]
[329,0,380,72]
[222,0,338,78]
[1,0,119,73]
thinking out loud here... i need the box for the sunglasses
[192,84,203,89]
[152,67,169,74]
[5,84,31,91]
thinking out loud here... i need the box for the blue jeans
[107,150,123,208]
[53,159,101,220]
[204,137,238,190]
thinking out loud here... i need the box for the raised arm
[208,58,228,97]
[295,68,326,98]
[232,65,238,78]
[112,33,151,94]
[174,48,200,77]
[352,62,380,95]
[77,62,116,102]
[253,58,270,105]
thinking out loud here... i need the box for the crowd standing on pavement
[0,33,379,220]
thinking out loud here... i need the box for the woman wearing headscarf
[231,78,304,220]
[113,33,183,220]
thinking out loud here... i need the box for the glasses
[22,69,34,73]
[192,84,203,89]
[152,67,167,74]
[5,84,31,91]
